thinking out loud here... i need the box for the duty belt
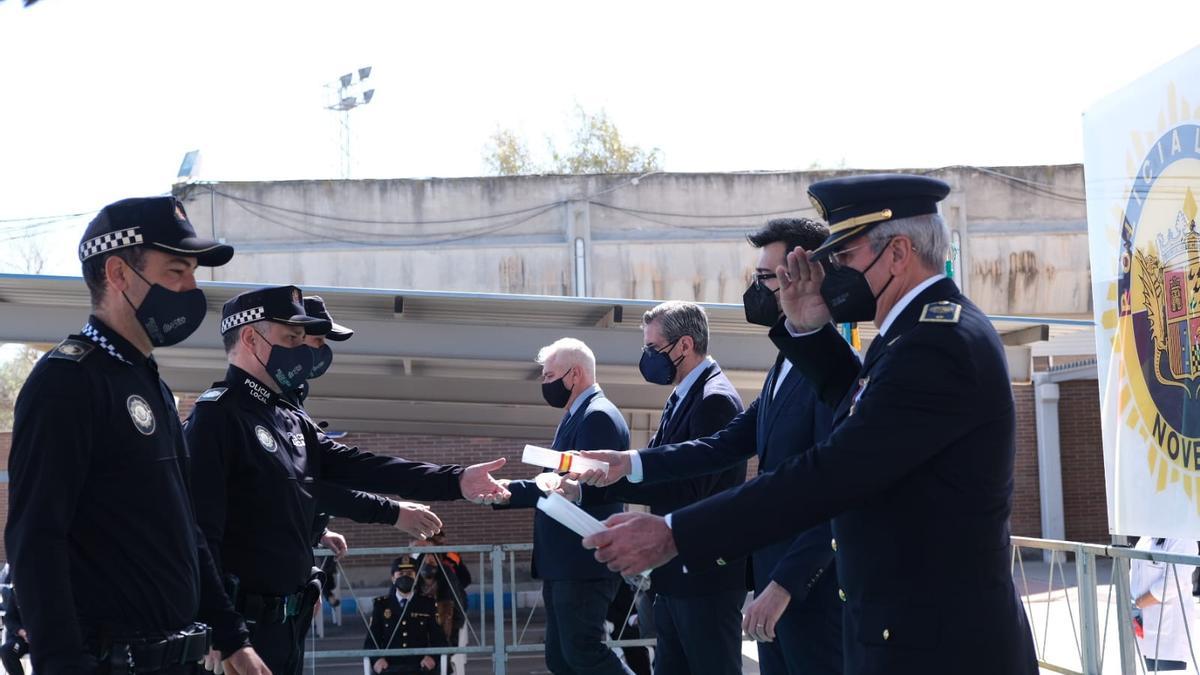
[90,622,210,673]
[238,590,306,625]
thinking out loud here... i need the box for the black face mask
[541,373,572,409]
[638,339,683,385]
[742,279,780,327]
[253,331,315,391]
[419,565,438,579]
[122,266,207,347]
[308,344,333,380]
[394,576,415,594]
[820,241,896,324]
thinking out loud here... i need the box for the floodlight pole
[325,67,374,179]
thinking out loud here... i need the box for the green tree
[484,128,538,176]
[483,107,662,176]
[550,107,662,174]
[0,346,39,431]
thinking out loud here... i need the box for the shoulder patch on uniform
[919,301,962,325]
[195,387,228,403]
[46,339,95,362]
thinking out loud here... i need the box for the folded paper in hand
[522,444,609,475]
[537,493,651,579]
[536,492,607,539]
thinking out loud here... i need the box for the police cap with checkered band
[220,285,332,336]
[303,295,354,341]
[78,196,234,266]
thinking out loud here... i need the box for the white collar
[877,274,945,338]
[673,356,714,400]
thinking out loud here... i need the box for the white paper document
[536,492,606,538]
[522,444,609,475]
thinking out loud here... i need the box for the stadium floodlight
[325,67,378,178]
[175,150,201,184]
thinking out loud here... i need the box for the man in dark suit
[499,338,632,675]
[571,221,844,675]
[564,300,747,674]
[580,174,1039,675]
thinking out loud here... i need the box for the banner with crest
[1084,46,1200,538]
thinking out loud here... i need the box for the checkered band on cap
[220,307,266,334]
[78,228,144,262]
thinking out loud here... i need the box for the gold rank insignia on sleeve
[918,301,961,324]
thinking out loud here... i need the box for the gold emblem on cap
[293,289,301,303]
[828,209,894,235]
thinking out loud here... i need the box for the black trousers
[0,638,27,675]
[543,578,630,675]
[248,599,319,675]
[651,591,745,675]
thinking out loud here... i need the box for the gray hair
[535,337,596,378]
[866,213,950,271]
[642,301,709,355]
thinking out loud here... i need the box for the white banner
[1084,46,1200,538]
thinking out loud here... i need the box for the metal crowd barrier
[1012,536,1200,675]
[307,543,654,675]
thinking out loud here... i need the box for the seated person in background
[366,555,447,675]
[415,532,470,646]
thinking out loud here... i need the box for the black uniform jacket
[584,361,747,597]
[364,592,447,674]
[185,366,465,596]
[670,278,1038,675]
[5,318,247,674]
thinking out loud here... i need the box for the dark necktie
[651,392,679,446]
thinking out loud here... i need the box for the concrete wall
[176,165,1090,316]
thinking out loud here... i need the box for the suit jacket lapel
[663,363,717,442]
[554,391,600,450]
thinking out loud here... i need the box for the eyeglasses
[753,272,777,284]
[827,243,869,270]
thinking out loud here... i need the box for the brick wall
[1010,383,1042,538]
[1057,380,1109,543]
[0,381,1111,573]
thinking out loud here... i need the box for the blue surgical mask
[638,339,683,385]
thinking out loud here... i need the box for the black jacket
[186,366,465,596]
[586,361,747,596]
[671,278,1039,675]
[364,592,447,674]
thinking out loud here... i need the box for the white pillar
[1033,375,1065,561]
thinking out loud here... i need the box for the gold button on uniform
[838,589,846,602]
[831,538,837,552]
[882,629,890,641]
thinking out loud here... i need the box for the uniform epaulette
[195,387,228,403]
[919,301,961,325]
[46,339,95,362]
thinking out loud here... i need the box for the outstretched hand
[568,450,631,487]
[460,458,511,505]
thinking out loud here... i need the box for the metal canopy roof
[0,274,1096,442]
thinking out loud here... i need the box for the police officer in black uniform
[365,555,446,675]
[185,285,509,675]
[580,174,1040,675]
[294,295,443,547]
[4,197,268,675]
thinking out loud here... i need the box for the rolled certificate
[522,444,609,475]
[536,492,606,538]
[537,493,652,579]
